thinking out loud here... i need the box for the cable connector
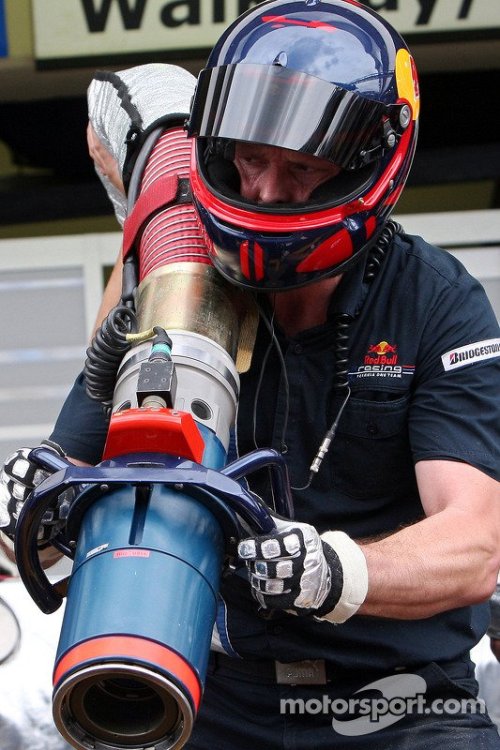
[136,327,177,408]
[310,435,333,475]
[309,387,351,477]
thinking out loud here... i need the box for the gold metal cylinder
[136,262,257,369]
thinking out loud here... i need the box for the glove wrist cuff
[317,531,368,624]
[40,439,65,457]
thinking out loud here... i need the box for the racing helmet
[187,0,420,290]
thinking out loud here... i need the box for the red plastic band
[53,634,202,710]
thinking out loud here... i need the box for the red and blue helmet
[187,0,420,291]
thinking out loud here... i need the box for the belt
[209,652,402,686]
[209,653,471,687]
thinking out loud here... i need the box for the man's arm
[90,251,123,340]
[359,459,500,619]
[87,122,126,339]
[239,459,500,623]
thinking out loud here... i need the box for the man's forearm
[359,506,500,619]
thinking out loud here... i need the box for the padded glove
[238,516,368,623]
[0,441,70,548]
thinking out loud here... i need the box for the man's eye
[291,163,316,174]
[245,157,265,167]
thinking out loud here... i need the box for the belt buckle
[275,659,327,685]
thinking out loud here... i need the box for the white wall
[0,233,118,459]
[399,210,500,316]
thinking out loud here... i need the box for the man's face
[233,142,341,205]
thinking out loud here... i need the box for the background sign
[31,0,500,65]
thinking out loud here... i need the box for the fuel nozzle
[136,327,177,409]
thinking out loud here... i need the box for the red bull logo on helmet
[262,15,338,32]
[365,340,398,365]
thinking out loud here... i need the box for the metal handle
[15,447,284,613]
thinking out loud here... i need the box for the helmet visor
[188,63,400,171]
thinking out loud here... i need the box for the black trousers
[186,656,500,749]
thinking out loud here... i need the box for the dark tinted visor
[188,63,397,170]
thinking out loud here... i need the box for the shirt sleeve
[50,372,109,465]
[409,268,500,480]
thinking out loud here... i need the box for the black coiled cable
[292,219,401,489]
[84,305,137,414]
[323,222,402,409]
[364,220,401,283]
[332,312,353,392]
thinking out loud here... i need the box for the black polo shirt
[51,231,500,670]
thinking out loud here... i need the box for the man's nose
[257,165,292,204]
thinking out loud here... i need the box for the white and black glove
[238,516,368,624]
[0,441,70,548]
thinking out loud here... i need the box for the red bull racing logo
[365,341,398,366]
[354,339,415,380]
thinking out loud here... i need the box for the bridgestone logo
[441,338,500,371]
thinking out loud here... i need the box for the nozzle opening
[53,663,194,750]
